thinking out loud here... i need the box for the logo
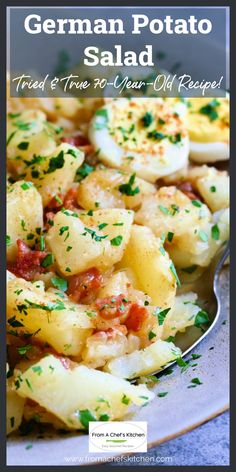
[89,421,147,453]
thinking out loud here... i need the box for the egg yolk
[186,97,229,143]
[108,99,187,154]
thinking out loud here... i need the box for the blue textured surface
[106,412,229,467]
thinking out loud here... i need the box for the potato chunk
[105,339,181,379]
[7,181,43,262]
[47,208,134,275]
[162,292,201,340]
[189,166,229,212]
[81,329,129,368]
[7,109,57,174]
[7,278,93,356]
[77,168,156,210]
[15,355,154,429]
[134,186,226,267]
[118,224,177,307]
[167,210,229,268]
[135,186,211,241]
[7,379,25,435]
[24,143,84,206]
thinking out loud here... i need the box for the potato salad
[6,90,229,435]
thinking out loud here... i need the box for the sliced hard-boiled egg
[89,98,189,183]
[186,96,229,163]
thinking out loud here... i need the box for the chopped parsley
[24,298,66,312]
[39,236,45,251]
[6,235,11,246]
[210,186,216,193]
[76,163,95,181]
[118,173,140,197]
[99,414,110,421]
[153,307,171,326]
[27,233,34,241]
[18,141,29,150]
[21,220,27,231]
[51,276,68,292]
[41,253,54,268]
[188,377,202,388]
[83,227,107,242]
[110,235,123,246]
[194,310,209,328]
[170,262,181,287]
[211,224,220,241]
[59,226,69,236]
[55,195,63,205]
[21,182,33,190]
[45,151,65,174]
[148,330,157,340]
[169,133,182,144]
[67,148,77,158]
[25,444,33,450]
[158,205,169,215]
[98,223,108,230]
[181,265,197,274]
[25,378,33,391]
[141,112,154,127]
[121,394,131,405]
[191,200,202,208]
[148,130,166,141]
[167,231,174,243]
[199,99,220,122]
[198,230,208,242]
[17,345,32,356]
[170,204,180,216]
[32,365,43,375]
[176,357,189,372]
[10,417,15,428]
[78,409,96,429]
[8,316,24,328]
[7,131,17,146]
[157,392,168,397]
[191,353,202,360]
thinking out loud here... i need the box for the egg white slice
[89,98,189,183]
[189,140,229,163]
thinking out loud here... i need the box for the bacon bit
[177,181,202,201]
[62,135,94,155]
[7,240,47,281]
[58,356,72,370]
[95,294,131,320]
[63,187,78,210]
[26,399,38,407]
[44,188,78,223]
[125,303,149,332]
[106,325,128,338]
[44,211,55,230]
[92,326,128,341]
[46,194,63,211]
[67,268,103,303]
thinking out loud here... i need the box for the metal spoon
[154,240,230,376]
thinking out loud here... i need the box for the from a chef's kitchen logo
[89,421,147,453]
